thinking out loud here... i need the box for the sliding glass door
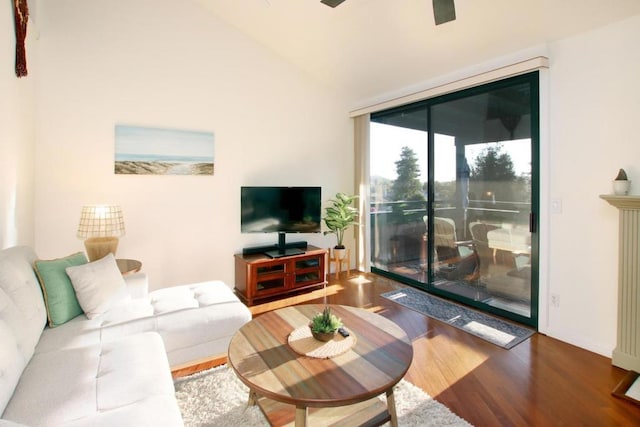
[369,73,538,327]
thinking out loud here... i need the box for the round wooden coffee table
[228,304,413,427]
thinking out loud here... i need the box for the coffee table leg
[387,388,398,427]
[295,405,308,426]
[247,390,258,406]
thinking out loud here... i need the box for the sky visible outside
[370,122,531,182]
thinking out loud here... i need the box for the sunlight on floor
[463,321,516,347]
[408,333,490,397]
[346,274,373,285]
[249,284,344,316]
[386,292,407,301]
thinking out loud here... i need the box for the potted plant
[323,192,359,259]
[613,168,631,195]
[309,306,342,342]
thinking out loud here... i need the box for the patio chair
[469,221,499,275]
[424,216,479,281]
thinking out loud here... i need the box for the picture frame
[115,125,214,175]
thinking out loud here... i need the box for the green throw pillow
[34,252,88,327]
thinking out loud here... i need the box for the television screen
[241,187,321,234]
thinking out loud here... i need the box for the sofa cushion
[0,247,47,415]
[66,254,130,319]
[34,252,87,327]
[2,332,183,426]
[0,304,24,418]
[98,280,252,366]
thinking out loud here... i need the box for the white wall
[545,14,640,356]
[0,2,36,249]
[34,0,352,289]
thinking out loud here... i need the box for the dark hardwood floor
[248,271,640,426]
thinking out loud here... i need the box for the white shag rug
[174,365,472,426]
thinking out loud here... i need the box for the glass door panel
[369,73,538,326]
[370,114,429,285]
[431,79,535,321]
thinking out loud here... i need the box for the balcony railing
[370,198,531,265]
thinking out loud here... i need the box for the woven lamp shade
[77,205,125,261]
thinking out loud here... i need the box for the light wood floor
[244,271,640,426]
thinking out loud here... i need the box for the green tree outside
[469,143,530,206]
[391,146,425,201]
[470,144,516,182]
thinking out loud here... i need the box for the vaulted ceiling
[196,0,640,103]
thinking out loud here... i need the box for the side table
[328,248,350,279]
[116,259,142,276]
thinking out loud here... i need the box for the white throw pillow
[65,253,130,319]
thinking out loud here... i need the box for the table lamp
[77,205,125,261]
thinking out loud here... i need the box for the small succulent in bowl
[615,169,628,181]
[309,307,342,341]
[613,168,631,195]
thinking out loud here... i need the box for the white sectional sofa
[0,246,252,426]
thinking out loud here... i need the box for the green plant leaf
[309,307,343,333]
[322,192,359,247]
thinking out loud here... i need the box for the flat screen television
[241,186,321,258]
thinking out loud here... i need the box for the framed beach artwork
[115,125,214,175]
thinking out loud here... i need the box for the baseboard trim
[171,354,227,378]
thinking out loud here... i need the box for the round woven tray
[287,326,356,359]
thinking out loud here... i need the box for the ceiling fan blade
[433,0,456,25]
[321,0,346,7]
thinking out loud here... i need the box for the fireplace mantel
[600,194,640,210]
[600,194,640,371]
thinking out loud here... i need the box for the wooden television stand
[234,245,327,306]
